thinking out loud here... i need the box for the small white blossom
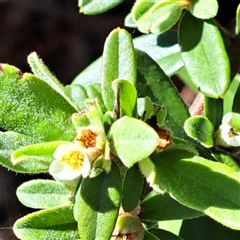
[49,143,90,181]
[215,113,240,147]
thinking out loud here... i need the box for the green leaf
[77,162,121,240]
[158,220,182,236]
[149,228,183,240]
[232,77,240,113]
[124,12,137,28]
[184,116,214,148]
[212,150,240,172]
[235,4,240,35]
[108,116,159,168]
[204,97,223,130]
[72,31,183,85]
[72,57,101,86]
[134,31,184,76]
[78,0,123,15]
[101,28,136,111]
[180,216,240,240]
[86,83,107,112]
[13,204,78,240]
[136,49,190,138]
[137,97,155,121]
[189,0,218,19]
[0,131,38,172]
[224,74,240,114]
[17,180,72,209]
[122,164,144,212]
[179,12,231,98]
[0,64,76,141]
[28,52,80,112]
[144,230,160,240]
[141,192,203,221]
[151,150,240,230]
[112,79,137,118]
[11,141,67,172]
[232,112,240,132]
[132,0,183,34]
[65,84,88,111]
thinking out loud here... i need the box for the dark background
[0,0,239,239]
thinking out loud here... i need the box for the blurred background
[0,0,239,239]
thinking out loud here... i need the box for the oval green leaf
[151,150,240,230]
[13,204,78,240]
[17,180,72,209]
[141,192,203,221]
[180,216,240,240]
[134,31,184,76]
[101,28,136,111]
[189,0,218,19]
[65,84,88,111]
[122,164,144,212]
[11,141,67,172]
[184,116,214,148]
[77,162,122,240]
[78,0,123,15]
[0,64,76,141]
[0,131,38,173]
[112,79,137,118]
[108,116,159,168]
[149,228,183,240]
[136,49,190,138]
[28,52,80,112]
[86,83,107,112]
[179,12,231,98]
[132,0,183,34]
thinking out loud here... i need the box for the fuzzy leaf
[65,84,88,111]
[86,83,107,112]
[77,162,121,240]
[0,131,38,172]
[134,31,184,76]
[11,141,67,171]
[136,49,189,138]
[151,150,240,230]
[179,12,231,98]
[101,28,136,111]
[13,204,78,240]
[108,116,159,168]
[0,64,76,141]
[17,180,72,209]
[28,52,80,112]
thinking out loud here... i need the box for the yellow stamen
[61,151,84,170]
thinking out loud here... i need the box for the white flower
[215,113,240,147]
[49,143,90,181]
